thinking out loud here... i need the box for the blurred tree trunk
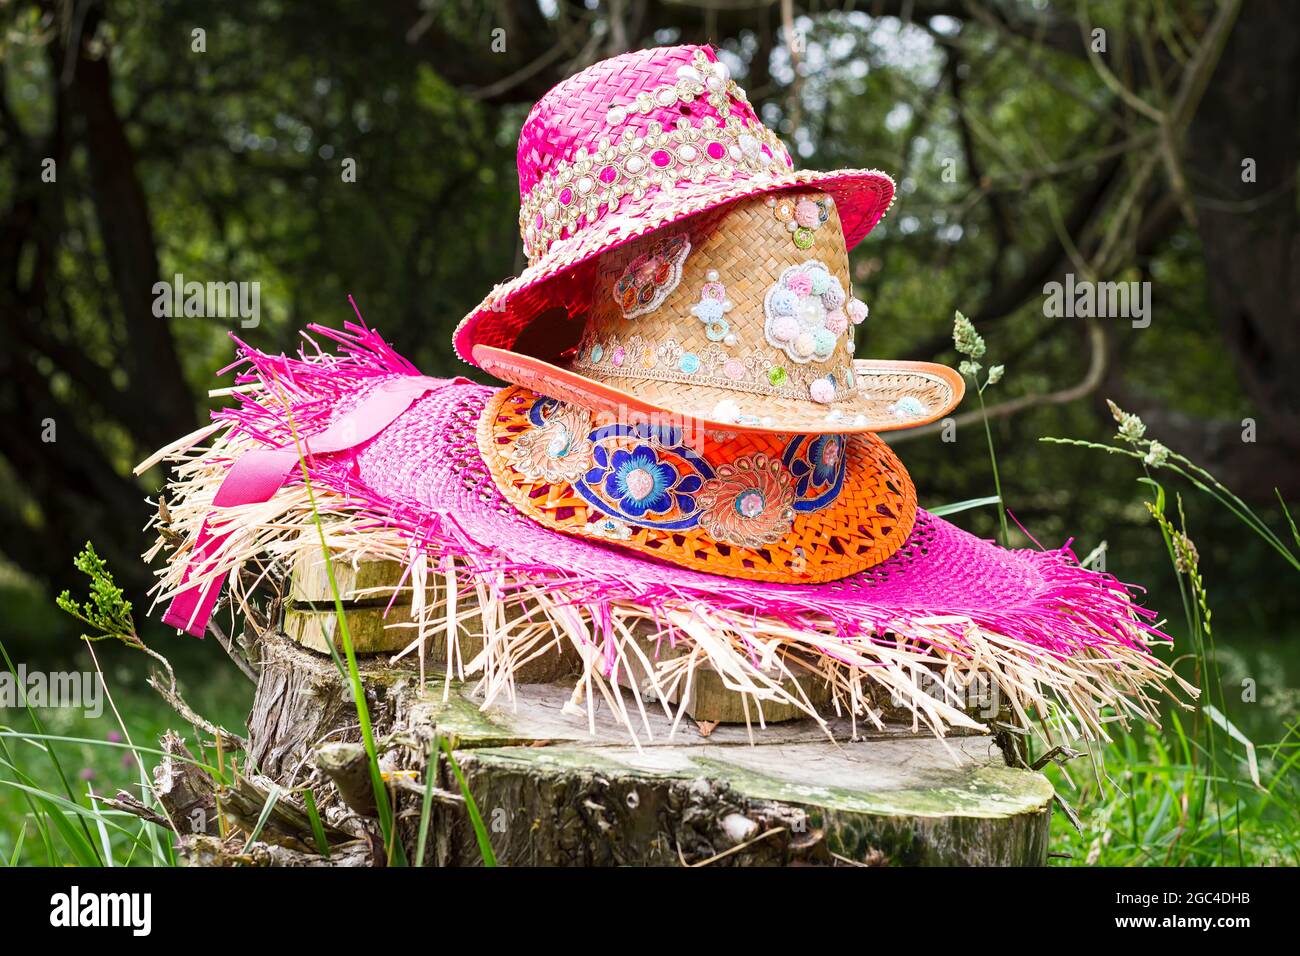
[0,0,193,596]
[1175,0,1300,499]
[72,2,194,446]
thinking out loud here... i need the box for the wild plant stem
[977,387,1010,546]
[280,390,406,866]
[1042,437,1300,572]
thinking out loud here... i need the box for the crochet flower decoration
[688,269,736,345]
[766,193,834,249]
[762,261,848,367]
[508,403,594,483]
[613,234,690,319]
[696,453,796,547]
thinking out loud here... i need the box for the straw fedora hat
[455,44,964,434]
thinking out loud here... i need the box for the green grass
[1031,398,1300,867]
[0,663,251,867]
[1045,715,1300,866]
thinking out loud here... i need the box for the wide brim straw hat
[146,323,1189,740]
[454,44,963,435]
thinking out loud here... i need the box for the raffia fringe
[140,324,1194,745]
[144,429,1194,749]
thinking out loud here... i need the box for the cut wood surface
[239,631,1054,866]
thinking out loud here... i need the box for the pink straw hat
[453,45,954,435]
[147,323,1188,740]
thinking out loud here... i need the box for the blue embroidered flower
[785,433,847,507]
[808,434,845,487]
[679,353,700,374]
[605,445,678,517]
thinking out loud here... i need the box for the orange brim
[474,344,965,435]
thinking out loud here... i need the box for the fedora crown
[516,45,794,263]
[569,191,885,422]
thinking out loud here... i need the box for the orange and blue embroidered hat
[477,384,917,583]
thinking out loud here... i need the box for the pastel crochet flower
[891,396,926,419]
[711,399,741,423]
[809,378,835,403]
[691,299,724,323]
[794,199,820,228]
[769,316,799,343]
[769,288,797,316]
[763,261,847,365]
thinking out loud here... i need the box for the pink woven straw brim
[453,170,895,366]
[175,323,1169,669]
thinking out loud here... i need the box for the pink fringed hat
[147,323,1188,741]
[455,44,962,435]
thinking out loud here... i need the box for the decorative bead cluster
[763,261,847,365]
[613,234,690,319]
[519,116,793,262]
[761,261,869,401]
[604,51,745,128]
[572,332,857,403]
[767,194,834,249]
[688,270,737,345]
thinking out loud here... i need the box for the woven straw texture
[453,44,896,379]
[476,385,917,583]
[475,191,963,434]
[146,324,1189,743]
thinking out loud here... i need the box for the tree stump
[236,626,1055,866]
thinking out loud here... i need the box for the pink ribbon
[164,375,461,637]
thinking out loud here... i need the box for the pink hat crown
[516,45,794,263]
